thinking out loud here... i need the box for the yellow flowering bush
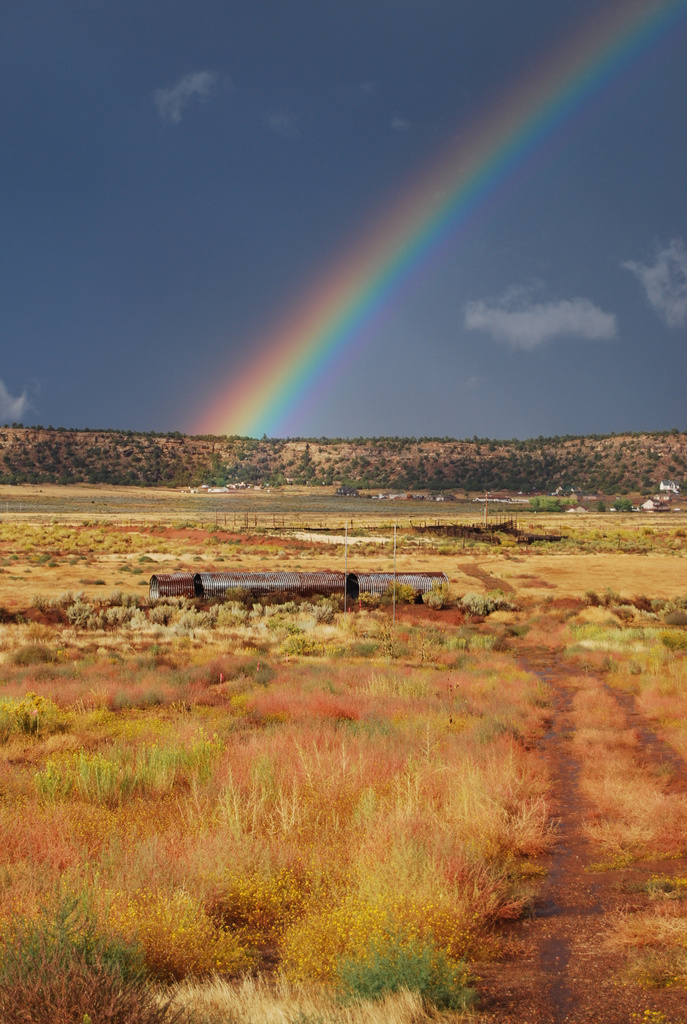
[280,895,384,983]
[661,630,687,651]
[280,891,479,984]
[108,889,255,981]
[208,869,313,950]
[644,874,687,899]
[0,692,69,742]
[229,693,248,716]
[280,636,325,657]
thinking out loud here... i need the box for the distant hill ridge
[0,426,684,494]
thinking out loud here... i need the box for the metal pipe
[150,570,447,602]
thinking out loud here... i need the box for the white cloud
[623,239,687,328]
[265,112,299,138]
[0,379,28,421]
[464,286,617,351]
[391,116,410,131]
[153,71,217,124]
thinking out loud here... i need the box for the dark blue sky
[1,0,686,438]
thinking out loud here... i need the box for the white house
[659,480,680,494]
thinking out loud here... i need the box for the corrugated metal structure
[150,570,448,602]
[196,571,350,599]
[149,573,202,599]
[352,571,449,597]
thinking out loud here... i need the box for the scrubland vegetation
[0,508,685,1020]
[0,584,551,1020]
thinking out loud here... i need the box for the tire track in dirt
[607,684,687,794]
[475,649,687,1024]
[457,562,515,594]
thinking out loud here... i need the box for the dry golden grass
[608,898,687,988]
[568,677,687,863]
[498,553,687,600]
[169,975,464,1023]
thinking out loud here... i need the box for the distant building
[659,480,680,494]
[335,486,359,497]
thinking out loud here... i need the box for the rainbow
[197,0,687,438]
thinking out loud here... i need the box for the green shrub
[11,644,55,665]
[66,600,95,628]
[661,630,687,651]
[224,587,253,607]
[244,659,275,684]
[308,598,336,623]
[148,604,174,626]
[349,641,379,657]
[0,890,143,984]
[460,591,514,616]
[386,582,417,604]
[664,609,687,626]
[424,584,450,609]
[267,615,303,636]
[0,892,178,1024]
[216,602,249,626]
[336,929,474,1010]
[36,735,223,804]
[106,605,135,627]
[0,693,68,742]
[281,636,325,657]
[173,609,212,634]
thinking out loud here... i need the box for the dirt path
[475,649,687,1023]
[609,684,687,795]
[457,562,515,594]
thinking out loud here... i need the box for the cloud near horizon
[0,379,28,422]
[153,71,218,123]
[623,239,687,328]
[464,287,617,351]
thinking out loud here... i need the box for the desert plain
[0,484,685,1023]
